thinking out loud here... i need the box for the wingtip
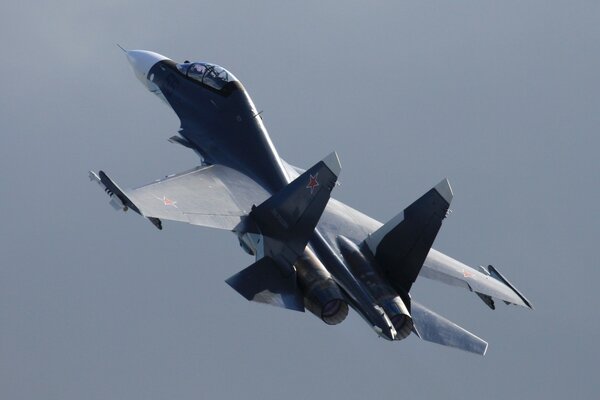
[481,341,489,356]
[486,265,534,310]
[516,295,534,310]
[322,151,342,177]
[435,178,453,204]
[88,170,100,182]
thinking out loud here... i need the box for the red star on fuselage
[306,173,319,194]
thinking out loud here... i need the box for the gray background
[1,1,598,399]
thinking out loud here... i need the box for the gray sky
[1,1,598,399]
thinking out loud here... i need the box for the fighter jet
[90,49,532,355]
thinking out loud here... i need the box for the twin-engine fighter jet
[90,49,532,355]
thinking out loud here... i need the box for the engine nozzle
[337,235,414,340]
[295,248,348,325]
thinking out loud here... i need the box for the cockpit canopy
[176,62,238,91]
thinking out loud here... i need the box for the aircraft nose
[125,50,169,83]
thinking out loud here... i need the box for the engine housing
[295,248,348,325]
[337,235,413,339]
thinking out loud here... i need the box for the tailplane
[411,301,488,355]
[226,257,305,311]
[226,152,341,310]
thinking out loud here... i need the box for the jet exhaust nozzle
[380,297,413,340]
[337,235,413,340]
[307,285,349,325]
[295,249,348,325]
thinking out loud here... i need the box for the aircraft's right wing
[89,164,269,231]
[420,250,533,309]
[312,182,533,311]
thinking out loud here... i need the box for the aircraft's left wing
[89,165,269,230]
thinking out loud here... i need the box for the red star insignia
[154,195,177,208]
[462,269,474,278]
[306,173,319,194]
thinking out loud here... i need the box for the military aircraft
[90,49,532,355]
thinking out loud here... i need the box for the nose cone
[125,50,169,84]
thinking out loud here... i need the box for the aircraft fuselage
[124,50,416,340]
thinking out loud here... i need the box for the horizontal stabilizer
[225,257,305,311]
[411,301,488,355]
[365,179,453,293]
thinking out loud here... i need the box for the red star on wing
[153,194,178,208]
[163,197,175,207]
[462,269,474,278]
[306,173,319,194]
